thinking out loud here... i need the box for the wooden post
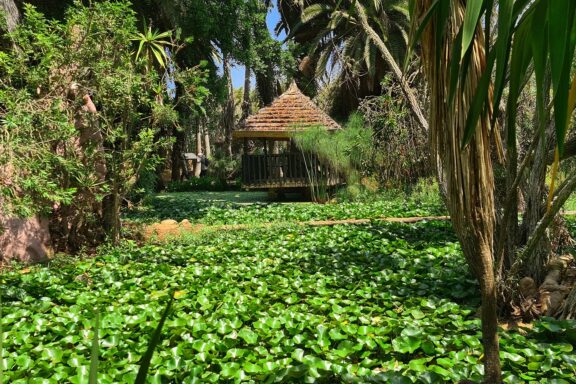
[263,139,269,180]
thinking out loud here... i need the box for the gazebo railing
[241,153,339,188]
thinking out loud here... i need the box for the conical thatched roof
[233,82,340,139]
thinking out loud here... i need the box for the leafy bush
[208,150,240,183]
[293,113,373,202]
[0,2,166,248]
[0,1,208,249]
[358,76,432,187]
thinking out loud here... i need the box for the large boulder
[0,215,52,263]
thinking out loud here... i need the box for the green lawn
[1,211,575,383]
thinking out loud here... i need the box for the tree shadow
[123,191,308,223]
[279,221,478,305]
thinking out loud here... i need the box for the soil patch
[141,216,451,242]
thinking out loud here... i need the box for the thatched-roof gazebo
[233,82,341,190]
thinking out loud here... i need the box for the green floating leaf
[392,336,421,354]
[238,327,258,345]
[220,362,240,378]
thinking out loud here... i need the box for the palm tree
[413,1,499,381]
[281,0,427,130]
[412,0,576,382]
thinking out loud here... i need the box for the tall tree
[0,0,19,32]
[222,55,235,157]
[414,1,499,380]
[241,65,252,122]
[280,0,426,127]
[412,0,576,381]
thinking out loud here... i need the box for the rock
[160,219,178,225]
[0,215,52,263]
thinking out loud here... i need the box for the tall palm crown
[278,0,410,115]
[302,0,408,80]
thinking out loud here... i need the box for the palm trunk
[223,55,234,157]
[354,2,428,134]
[415,1,501,382]
[204,123,211,159]
[241,66,251,122]
[171,128,185,181]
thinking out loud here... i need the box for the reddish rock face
[0,215,52,263]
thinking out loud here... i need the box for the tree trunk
[0,0,20,32]
[204,121,211,159]
[241,66,251,123]
[518,73,553,283]
[521,131,552,282]
[102,176,121,244]
[171,127,186,181]
[195,123,202,177]
[222,55,234,157]
[256,66,277,106]
[354,2,428,134]
[414,1,501,382]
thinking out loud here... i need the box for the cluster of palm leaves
[278,1,427,125]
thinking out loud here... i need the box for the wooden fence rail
[241,153,339,189]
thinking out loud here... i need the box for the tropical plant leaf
[448,27,463,106]
[154,30,173,40]
[460,0,483,60]
[407,0,439,69]
[434,0,451,69]
[505,17,532,147]
[135,40,145,61]
[151,47,166,68]
[491,0,513,121]
[461,50,496,148]
[301,4,331,23]
[483,0,494,54]
[530,0,548,133]
[548,0,576,154]
[89,311,100,384]
[135,294,175,384]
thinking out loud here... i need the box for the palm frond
[301,3,332,23]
